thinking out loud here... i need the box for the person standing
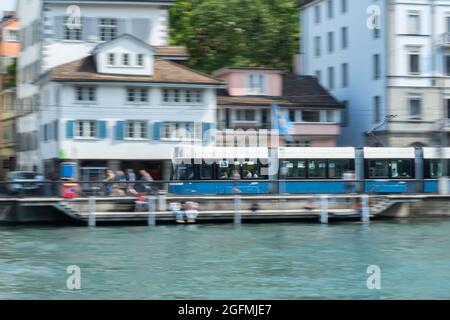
[126,169,137,195]
[104,169,115,196]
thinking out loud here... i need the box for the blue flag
[272,104,293,142]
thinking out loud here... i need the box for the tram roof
[423,148,450,159]
[363,148,415,159]
[173,146,269,160]
[278,147,356,159]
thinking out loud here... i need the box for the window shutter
[82,17,98,41]
[53,16,65,40]
[115,121,124,140]
[66,120,74,139]
[153,122,161,140]
[97,120,107,139]
[132,18,151,42]
[117,19,126,37]
[147,122,153,140]
[54,120,59,140]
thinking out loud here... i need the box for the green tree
[169,0,299,73]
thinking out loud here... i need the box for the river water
[1,220,450,299]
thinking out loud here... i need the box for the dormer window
[137,54,144,67]
[107,53,115,66]
[99,18,117,41]
[247,74,266,95]
[122,53,129,66]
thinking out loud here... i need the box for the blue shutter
[202,122,213,145]
[82,17,98,41]
[54,120,59,140]
[115,121,124,140]
[97,120,107,139]
[147,122,153,140]
[53,16,65,40]
[66,120,74,139]
[132,18,151,42]
[153,122,161,141]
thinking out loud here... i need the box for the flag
[272,104,293,142]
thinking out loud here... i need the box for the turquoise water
[1,220,450,299]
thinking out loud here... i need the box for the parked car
[6,171,41,195]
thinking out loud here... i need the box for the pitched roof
[218,75,344,109]
[154,46,189,58]
[48,55,224,86]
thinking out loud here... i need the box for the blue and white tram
[278,147,356,193]
[423,148,450,193]
[168,146,271,195]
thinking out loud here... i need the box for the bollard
[148,196,156,226]
[320,195,328,224]
[234,194,241,226]
[361,194,370,223]
[158,191,167,212]
[88,196,96,227]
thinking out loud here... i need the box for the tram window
[427,160,449,178]
[328,160,352,179]
[285,160,306,178]
[308,160,327,179]
[368,160,389,179]
[390,160,413,178]
[174,164,194,180]
[200,162,213,179]
[219,161,240,179]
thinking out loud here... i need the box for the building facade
[299,0,450,147]
[16,0,223,180]
[0,11,19,179]
[214,67,344,147]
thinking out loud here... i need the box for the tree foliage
[169,0,299,73]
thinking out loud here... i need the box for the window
[341,0,347,14]
[328,160,351,179]
[162,89,203,104]
[127,88,148,103]
[326,110,335,122]
[161,122,201,141]
[136,54,144,67]
[107,53,115,66]
[248,74,265,94]
[236,109,256,121]
[390,159,413,178]
[99,18,117,41]
[200,162,214,180]
[308,160,327,178]
[327,0,333,19]
[341,63,348,87]
[125,121,147,139]
[341,27,348,49]
[368,160,390,178]
[447,16,450,33]
[122,53,129,66]
[327,32,334,53]
[408,13,420,34]
[289,110,296,122]
[374,96,381,123]
[5,29,19,42]
[374,54,380,79]
[75,87,96,102]
[315,36,321,57]
[315,70,321,82]
[64,21,82,40]
[409,51,420,74]
[328,66,335,90]
[445,55,450,76]
[409,95,422,119]
[302,110,321,122]
[341,101,348,127]
[373,27,380,39]
[315,5,321,24]
[174,163,195,180]
[75,120,96,138]
[284,160,306,178]
[447,99,450,120]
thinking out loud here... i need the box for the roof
[218,75,344,109]
[48,55,225,86]
[44,0,174,3]
[298,0,317,8]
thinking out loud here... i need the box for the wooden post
[148,196,156,226]
[88,196,96,227]
[234,194,241,226]
[361,194,370,223]
[320,195,328,224]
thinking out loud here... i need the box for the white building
[299,0,450,147]
[15,0,223,179]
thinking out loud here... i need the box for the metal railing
[0,178,444,198]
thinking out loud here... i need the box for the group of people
[220,169,258,180]
[103,168,155,196]
[170,201,200,223]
